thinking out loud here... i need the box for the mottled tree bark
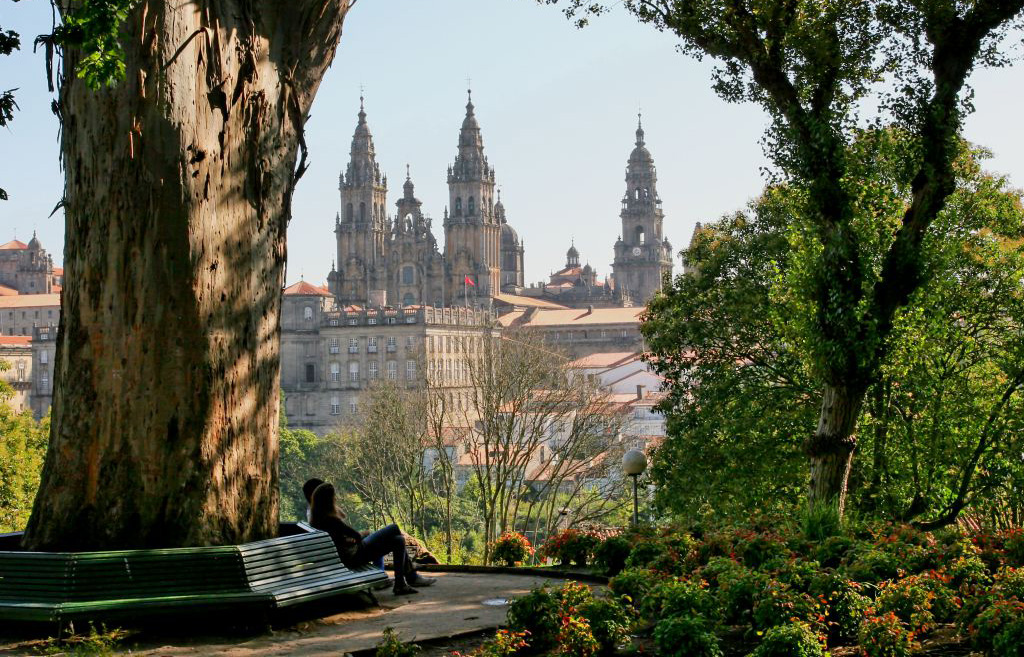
[806,384,862,515]
[23,0,353,550]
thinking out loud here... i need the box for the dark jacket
[313,515,363,566]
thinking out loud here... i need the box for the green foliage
[593,535,632,576]
[52,0,136,89]
[577,596,635,655]
[507,582,595,652]
[552,613,599,657]
[608,567,658,609]
[751,579,825,633]
[0,371,49,532]
[41,624,131,657]
[808,572,869,643]
[748,622,824,657]
[644,578,720,625]
[452,630,530,657]
[875,573,953,633]
[968,599,1024,654]
[652,616,722,657]
[374,627,420,657]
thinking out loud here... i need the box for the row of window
[304,359,417,383]
[5,309,56,320]
[304,306,418,326]
[551,329,631,341]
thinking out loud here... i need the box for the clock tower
[612,114,673,305]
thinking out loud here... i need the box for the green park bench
[0,523,387,628]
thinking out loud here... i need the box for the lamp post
[622,449,647,527]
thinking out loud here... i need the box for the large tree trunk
[23,0,352,551]
[806,384,863,516]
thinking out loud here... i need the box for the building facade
[611,116,673,305]
[329,93,525,309]
[280,281,499,434]
[498,306,646,359]
[0,234,59,295]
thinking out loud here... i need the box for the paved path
[1,572,572,656]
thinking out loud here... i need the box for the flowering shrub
[1002,529,1024,567]
[751,579,826,633]
[553,613,599,657]
[809,572,870,643]
[609,567,658,608]
[541,529,600,567]
[507,581,595,652]
[736,531,791,569]
[967,599,1024,653]
[451,630,529,657]
[749,621,824,657]
[652,615,723,657]
[490,531,534,567]
[623,537,672,572]
[844,548,903,584]
[714,562,770,625]
[875,572,957,633]
[772,558,823,593]
[593,535,633,576]
[814,535,858,568]
[857,611,918,657]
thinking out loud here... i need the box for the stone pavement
[0,572,573,656]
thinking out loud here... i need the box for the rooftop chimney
[636,384,645,400]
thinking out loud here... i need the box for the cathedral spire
[636,111,645,147]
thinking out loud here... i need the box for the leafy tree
[23,0,357,550]
[0,361,49,532]
[542,0,1024,513]
[644,134,1024,528]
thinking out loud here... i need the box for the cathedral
[324,94,670,310]
[328,92,524,308]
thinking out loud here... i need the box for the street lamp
[622,449,647,526]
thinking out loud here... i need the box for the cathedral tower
[444,90,500,301]
[335,97,389,305]
[388,166,445,307]
[612,115,673,305]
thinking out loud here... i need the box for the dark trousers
[358,524,414,586]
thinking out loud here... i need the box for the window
[40,350,48,364]
[403,293,415,306]
[305,363,315,383]
[330,362,340,382]
[34,310,39,319]
[329,317,339,326]
[346,203,353,221]
[329,338,340,354]
[303,306,313,321]
[553,331,560,341]
[635,225,645,245]
[402,266,414,285]
[387,336,397,352]
[405,313,416,323]
[48,310,53,318]
[406,335,415,347]
[349,401,358,414]
[368,337,378,353]
[601,330,608,338]
[331,397,340,415]
[347,318,358,326]
[369,361,379,380]
[468,196,475,215]
[455,197,462,216]
[16,360,25,381]
[359,202,366,221]
[348,361,360,382]
[368,317,377,325]
[348,338,359,353]
[406,360,416,379]
[386,317,396,325]
[40,370,48,390]
[387,361,397,380]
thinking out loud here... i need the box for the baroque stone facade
[328,93,525,309]
[0,234,59,295]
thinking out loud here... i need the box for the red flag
[464,275,475,287]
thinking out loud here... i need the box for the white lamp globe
[622,449,647,476]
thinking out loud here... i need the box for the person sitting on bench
[303,477,387,580]
[309,482,436,596]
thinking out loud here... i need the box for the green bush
[771,558,822,593]
[553,613,599,657]
[507,585,561,651]
[593,536,633,577]
[609,567,658,609]
[844,548,903,583]
[715,562,770,625]
[751,579,824,632]
[948,552,992,590]
[991,616,1024,657]
[748,622,824,657]
[808,572,869,643]
[813,535,857,568]
[577,596,635,655]
[624,539,671,572]
[736,532,790,570]
[1003,529,1024,567]
[968,599,1024,654]
[652,616,723,657]
[857,612,917,657]
[644,578,720,625]
[875,574,940,633]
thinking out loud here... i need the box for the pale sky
[2,0,1022,285]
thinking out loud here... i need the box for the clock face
[632,247,642,256]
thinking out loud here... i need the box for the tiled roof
[0,335,32,345]
[0,284,19,296]
[53,267,64,276]
[0,240,28,250]
[498,306,645,328]
[570,352,638,369]
[493,293,567,310]
[283,280,332,296]
[0,294,61,309]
